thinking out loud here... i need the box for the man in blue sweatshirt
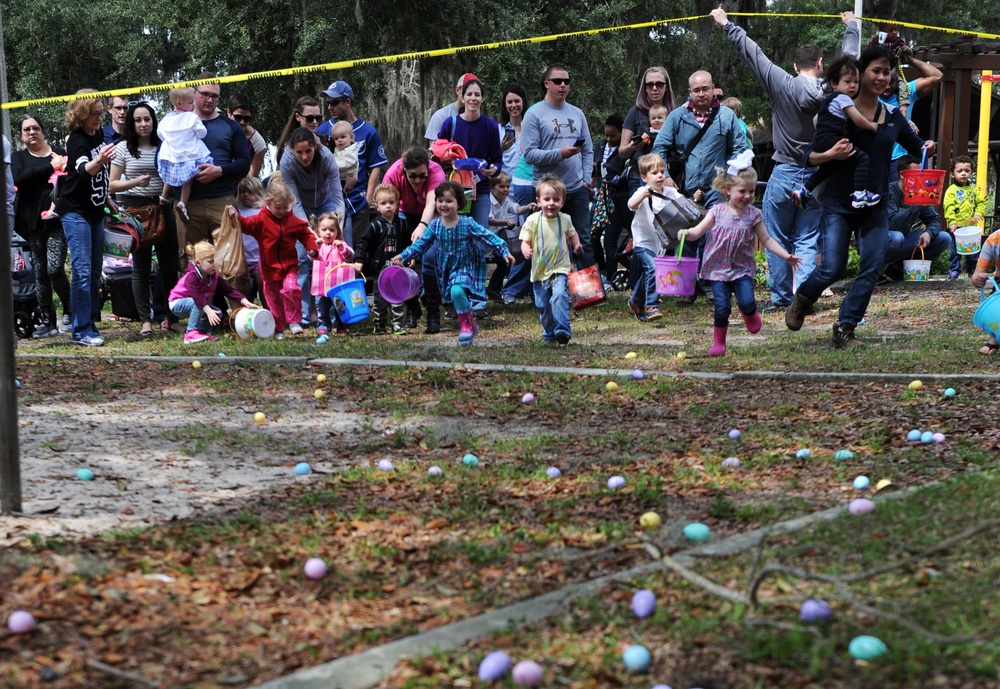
[520,65,596,268]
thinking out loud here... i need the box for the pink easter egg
[303,558,328,580]
[848,498,875,515]
[6,610,35,634]
[512,660,543,686]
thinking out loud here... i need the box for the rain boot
[457,311,478,346]
[708,326,727,357]
[424,308,441,334]
[741,309,762,334]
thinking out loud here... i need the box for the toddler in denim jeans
[680,154,801,357]
[626,153,671,323]
[520,176,583,346]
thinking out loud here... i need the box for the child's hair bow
[726,150,755,176]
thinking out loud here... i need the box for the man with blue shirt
[103,96,129,145]
[317,81,388,246]
[520,64,595,268]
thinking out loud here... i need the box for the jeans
[601,189,633,283]
[61,212,104,338]
[298,200,339,323]
[501,184,537,301]
[563,186,595,269]
[125,198,180,324]
[533,273,571,341]
[763,163,822,305]
[799,207,888,327]
[169,297,220,332]
[630,246,659,310]
[947,232,979,276]
[711,276,757,328]
[884,230,950,266]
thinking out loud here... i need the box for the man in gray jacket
[710,8,859,312]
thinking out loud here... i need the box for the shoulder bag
[664,107,718,192]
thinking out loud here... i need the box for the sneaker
[832,321,856,347]
[502,295,517,305]
[275,332,285,340]
[556,334,570,346]
[176,201,190,220]
[184,330,209,344]
[403,314,419,329]
[372,326,386,335]
[791,186,811,210]
[32,323,58,339]
[58,314,72,333]
[393,325,409,335]
[335,327,348,336]
[317,325,329,336]
[316,334,330,345]
[760,300,789,314]
[73,334,104,347]
[645,307,662,322]
[473,309,490,320]
[486,287,504,303]
[288,322,304,336]
[628,300,647,322]
[949,270,961,280]
[542,339,558,347]
[602,281,614,293]
[850,190,881,209]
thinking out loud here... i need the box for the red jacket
[237,207,319,282]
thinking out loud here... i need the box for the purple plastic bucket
[377,265,421,304]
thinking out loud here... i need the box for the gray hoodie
[721,20,860,166]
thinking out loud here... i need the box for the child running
[355,184,407,335]
[227,181,318,340]
[792,56,879,210]
[310,211,354,343]
[520,175,583,346]
[943,155,987,279]
[168,241,257,344]
[680,157,801,357]
[972,229,1000,354]
[393,181,514,346]
[157,87,214,220]
[626,153,672,323]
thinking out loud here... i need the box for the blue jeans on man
[763,163,821,305]
[61,211,104,339]
[532,273,571,343]
[884,229,950,268]
[501,184,537,302]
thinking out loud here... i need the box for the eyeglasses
[233,114,253,124]
[689,86,713,94]
[645,81,667,89]
[547,78,570,85]
[88,110,104,118]
[300,114,323,123]
[21,126,42,133]
[111,105,128,111]
[195,89,221,100]
[327,98,346,107]
[406,172,429,179]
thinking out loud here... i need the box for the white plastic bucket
[230,307,275,339]
[103,227,133,258]
[903,246,931,282]
[955,226,982,255]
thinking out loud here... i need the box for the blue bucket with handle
[973,276,1000,338]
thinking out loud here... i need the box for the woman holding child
[618,67,676,195]
[784,45,935,347]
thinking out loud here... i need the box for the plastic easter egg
[293,462,311,476]
[933,432,946,443]
[908,380,924,391]
[317,373,327,383]
[621,645,651,672]
[944,388,956,398]
[314,389,325,400]
[906,429,922,442]
[606,381,620,392]
[835,449,854,460]
[632,369,644,380]
[511,660,543,686]
[382,428,397,438]
[76,468,94,481]
[652,685,673,689]
[191,360,201,369]
[631,589,656,618]
[799,599,832,623]
[6,611,35,634]
[607,475,626,490]
[218,352,226,358]
[462,453,479,467]
[849,635,887,660]
[522,392,535,404]
[427,466,443,476]
[920,431,934,444]
[875,479,893,492]
[796,448,811,459]
[477,651,511,681]
[14,379,21,389]
[683,522,710,542]
[303,558,327,579]
[728,428,741,440]
[849,498,875,515]
[377,459,394,471]
[722,456,740,469]
[254,412,266,424]
[625,351,637,360]
[546,467,562,478]
[853,476,870,490]
[640,512,661,529]
[676,351,687,360]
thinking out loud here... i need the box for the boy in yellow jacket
[943,155,987,279]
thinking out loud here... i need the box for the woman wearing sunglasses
[275,96,324,165]
[227,93,267,178]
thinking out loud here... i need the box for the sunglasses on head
[233,114,253,123]
[547,77,570,85]
[300,114,323,123]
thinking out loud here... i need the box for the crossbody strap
[678,107,719,162]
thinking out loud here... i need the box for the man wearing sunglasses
[103,96,130,145]
[520,64,596,269]
[316,80,388,246]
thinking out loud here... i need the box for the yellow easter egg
[314,389,325,400]
[908,380,924,391]
[317,373,327,384]
[677,352,688,360]
[606,381,619,392]
[191,360,202,369]
[625,352,637,360]
[640,512,661,528]
[254,412,266,424]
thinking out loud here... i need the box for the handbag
[568,263,607,310]
[648,190,707,252]
[663,107,718,191]
[130,204,166,248]
[499,225,525,264]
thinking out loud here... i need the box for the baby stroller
[11,233,44,339]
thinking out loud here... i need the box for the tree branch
[642,538,750,606]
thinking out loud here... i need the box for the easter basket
[973,276,1000,339]
[901,149,945,206]
[902,245,930,282]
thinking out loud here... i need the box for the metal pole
[0,5,10,142]
[0,131,21,514]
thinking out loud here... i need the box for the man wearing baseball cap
[317,80,388,245]
[424,72,479,146]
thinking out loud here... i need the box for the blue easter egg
[944,388,956,398]
[853,475,870,490]
[462,453,479,467]
[293,462,312,476]
[728,429,741,440]
[14,379,21,389]
[834,449,854,460]
[920,431,934,444]
[621,645,651,672]
[683,522,710,542]
[546,467,562,478]
[906,429,922,442]
[651,685,673,689]
[849,635,887,660]
[796,448,811,459]
[218,352,226,357]
[76,468,94,481]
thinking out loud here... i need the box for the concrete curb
[253,484,921,689]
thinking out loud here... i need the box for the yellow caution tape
[3,13,995,110]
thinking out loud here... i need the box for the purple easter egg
[728,428,741,440]
[427,466,443,476]
[652,685,674,689]
[632,369,644,380]
[522,393,535,404]
[933,432,946,443]
[6,611,35,634]
[511,660,543,686]
[377,459,394,471]
[799,598,832,623]
[607,475,626,489]
[546,467,562,478]
[631,589,656,618]
[303,558,328,580]
[477,650,511,681]
[722,456,740,469]
[849,498,875,515]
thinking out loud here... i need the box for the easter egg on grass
[640,512,661,529]
[511,660,543,686]
[728,428,741,440]
[477,651,511,681]
[621,645,651,672]
[796,448,811,459]
[849,635,887,660]
[920,431,934,444]
[545,467,562,478]
[849,498,875,515]
[853,476,870,490]
[317,373,327,383]
[908,380,924,391]
[522,393,535,404]
[625,351,637,360]
[631,589,656,618]
[76,468,94,481]
[377,459,394,471]
[254,412,266,424]
[933,432,946,443]
[427,466,443,476]
[799,599,832,623]
[607,476,626,490]
[191,360,202,369]
[683,522,710,542]
[722,456,741,469]
[303,558,327,579]
[944,388,956,398]
[293,462,311,476]
[834,449,854,460]
[6,611,35,634]
[606,381,620,392]
[631,369,644,380]
[906,429,922,442]
[462,453,479,467]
